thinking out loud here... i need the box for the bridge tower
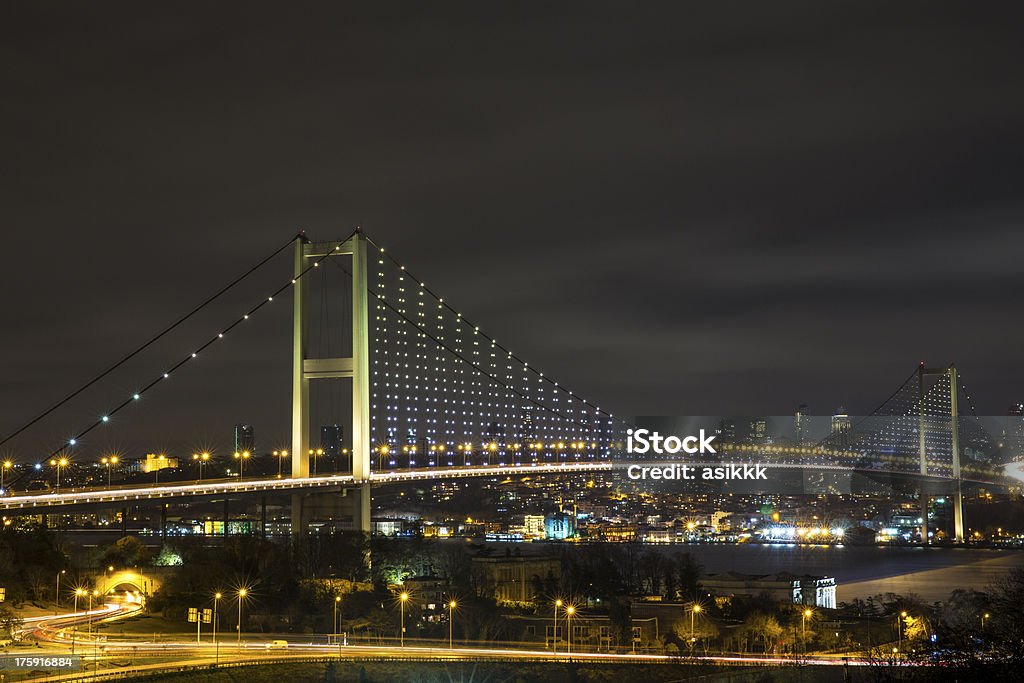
[918,363,964,543]
[290,232,371,533]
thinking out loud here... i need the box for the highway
[5,602,902,682]
[1,456,1005,515]
[0,462,614,512]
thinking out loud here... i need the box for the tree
[743,613,782,654]
[0,604,23,642]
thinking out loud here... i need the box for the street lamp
[982,612,990,632]
[72,588,86,653]
[192,452,210,481]
[233,451,251,480]
[100,456,118,487]
[309,448,324,475]
[55,569,66,607]
[691,603,702,642]
[87,589,98,636]
[448,600,457,649]
[154,454,167,484]
[553,599,563,653]
[1,460,12,493]
[565,605,575,655]
[213,592,222,664]
[399,592,409,647]
[897,610,907,658]
[802,608,813,647]
[50,457,69,492]
[236,588,248,647]
[333,596,341,638]
[272,450,289,478]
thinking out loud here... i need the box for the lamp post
[237,588,247,647]
[399,592,409,647]
[233,451,250,480]
[448,600,456,649]
[272,450,289,478]
[802,608,813,651]
[50,457,69,492]
[333,596,341,639]
[100,456,118,487]
[1,460,12,493]
[565,605,575,655]
[55,569,66,607]
[192,452,210,481]
[897,610,907,659]
[553,599,562,653]
[213,592,222,664]
[309,448,324,475]
[982,612,990,633]
[87,590,98,636]
[691,603,701,642]
[154,454,167,484]
[71,588,86,654]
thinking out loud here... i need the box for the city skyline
[3,6,1024,463]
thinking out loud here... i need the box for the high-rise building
[520,408,536,442]
[234,424,255,453]
[831,408,851,447]
[1005,404,1024,462]
[485,421,505,442]
[794,404,809,446]
[750,418,768,444]
[320,424,343,458]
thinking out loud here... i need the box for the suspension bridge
[0,230,1014,542]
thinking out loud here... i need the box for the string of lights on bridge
[817,368,991,477]
[335,234,628,470]
[20,228,626,476]
[35,230,360,466]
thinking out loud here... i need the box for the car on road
[265,640,288,650]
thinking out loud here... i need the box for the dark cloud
[1,2,1024,459]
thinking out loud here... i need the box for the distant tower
[750,418,767,444]
[830,407,851,447]
[794,404,809,446]
[521,408,536,442]
[485,421,506,442]
[234,424,255,453]
[1005,404,1024,462]
[320,424,343,457]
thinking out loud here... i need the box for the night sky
[2,3,1024,459]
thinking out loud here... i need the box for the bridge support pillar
[353,482,371,534]
[920,494,928,544]
[290,232,372,536]
[953,488,965,543]
[260,496,267,539]
[290,486,370,534]
[291,493,307,535]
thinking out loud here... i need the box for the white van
[265,640,288,650]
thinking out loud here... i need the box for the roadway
[8,601,904,682]
[0,462,614,513]
[0,458,1007,514]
